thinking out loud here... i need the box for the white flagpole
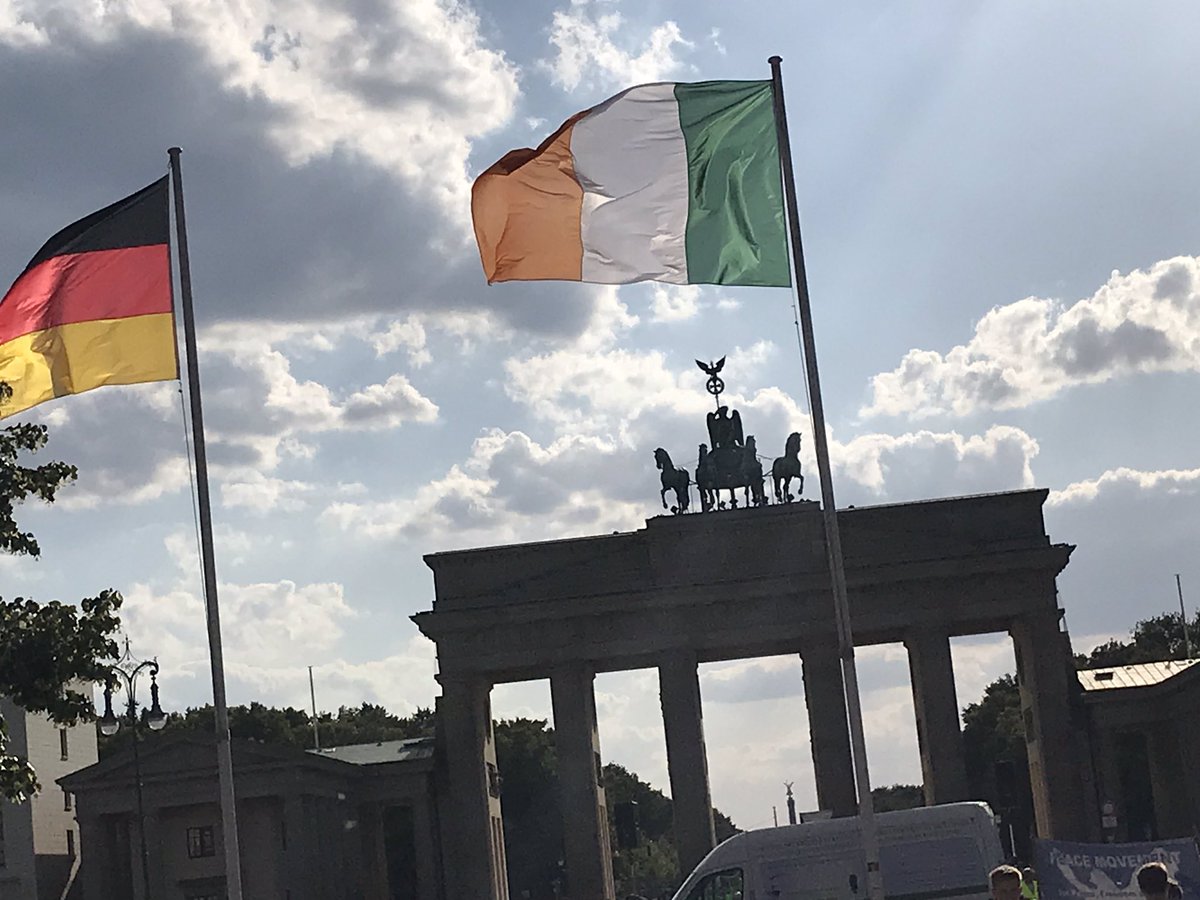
[767,57,884,900]
[167,146,245,900]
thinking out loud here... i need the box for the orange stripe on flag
[471,114,586,284]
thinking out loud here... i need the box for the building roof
[308,737,434,765]
[1077,658,1200,691]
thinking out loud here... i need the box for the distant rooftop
[1078,658,1200,692]
[307,736,434,765]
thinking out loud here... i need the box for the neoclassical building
[0,695,97,900]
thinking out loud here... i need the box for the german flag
[0,177,177,418]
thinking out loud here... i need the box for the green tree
[962,674,1033,858]
[0,403,123,800]
[871,784,924,812]
[1077,611,1200,668]
[494,718,564,899]
[99,701,437,758]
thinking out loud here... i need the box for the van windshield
[684,867,744,900]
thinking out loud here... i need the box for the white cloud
[0,0,44,44]
[862,256,1200,418]
[504,343,780,440]
[323,428,648,546]
[221,472,313,513]
[202,334,440,473]
[1045,464,1200,637]
[649,284,701,322]
[834,425,1039,501]
[114,556,437,717]
[1048,465,1200,507]
[228,637,438,715]
[0,0,520,217]
[368,316,431,367]
[544,0,692,92]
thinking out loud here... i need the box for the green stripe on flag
[675,80,791,287]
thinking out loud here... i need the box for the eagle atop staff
[696,357,727,405]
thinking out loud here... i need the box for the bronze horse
[654,447,690,513]
[771,432,804,502]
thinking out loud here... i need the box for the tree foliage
[98,701,436,757]
[1077,611,1200,668]
[0,409,123,801]
[871,784,924,812]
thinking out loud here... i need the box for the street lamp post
[98,639,168,900]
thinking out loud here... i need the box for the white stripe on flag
[572,83,690,284]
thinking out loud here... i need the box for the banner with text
[1034,839,1200,900]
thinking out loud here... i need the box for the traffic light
[614,800,639,850]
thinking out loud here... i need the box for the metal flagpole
[768,57,884,900]
[167,146,245,900]
[309,665,321,750]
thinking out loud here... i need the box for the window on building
[66,828,76,858]
[60,728,69,761]
[186,825,216,859]
[280,818,287,850]
[0,810,7,868]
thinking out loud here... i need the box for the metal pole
[129,690,151,900]
[308,665,320,750]
[167,146,244,900]
[768,56,883,900]
[1177,574,1192,659]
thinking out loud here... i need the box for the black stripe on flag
[20,177,169,274]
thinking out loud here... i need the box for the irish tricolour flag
[472,80,790,287]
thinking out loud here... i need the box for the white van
[670,802,1004,900]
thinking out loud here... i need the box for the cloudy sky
[3,0,1199,830]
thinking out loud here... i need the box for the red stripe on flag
[0,245,171,345]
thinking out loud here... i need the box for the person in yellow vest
[1021,867,1039,900]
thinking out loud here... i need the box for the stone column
[659,650,716,877]
[436,677,509,900]
[905,630,969,804]
[1092,725,1125,842]
[76,813,108,900]
[801,640,857,817]
[359,803,388,900]
[413,792,441,900]
[282,794,312,900]
[1011,610,1088,838]
[551,666,616,900]
[1146,723,1189,838]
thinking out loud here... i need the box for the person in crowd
[1136,862,1171,900]
[1021,867,1039,900]
[991,865,1025,900]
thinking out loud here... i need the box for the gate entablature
[416,489,1071,680]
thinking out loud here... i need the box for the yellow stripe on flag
[0,313,177,418]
